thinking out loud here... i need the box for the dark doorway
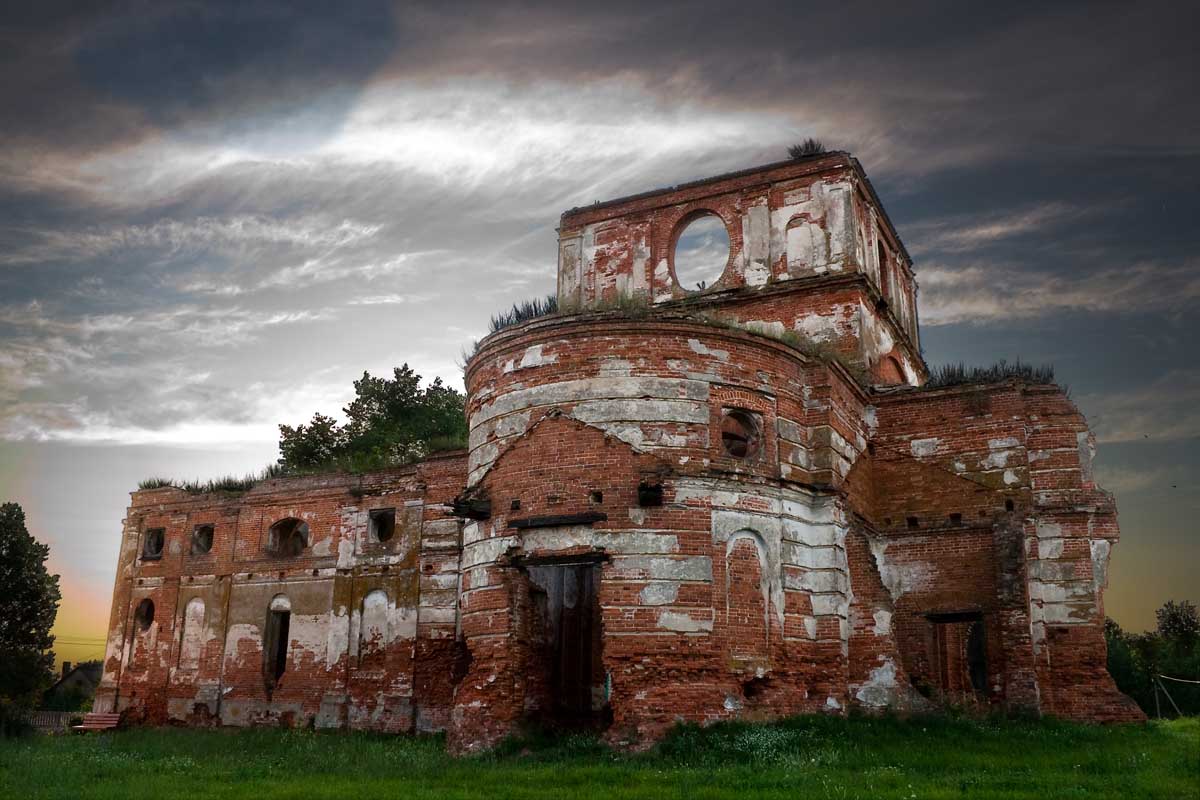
[928,611,988,704]
[525,561,606,729]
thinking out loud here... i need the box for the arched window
[134,598,155,632]
[191,524,214,555]
[142,528,165,560]
[178,597,206,670]
[877,240,890,299]
[267,518,309,557]
[264,595,291,693]
[359,589,389,668]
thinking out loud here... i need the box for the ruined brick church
[94,152,1142,751]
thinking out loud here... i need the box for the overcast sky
[1,1,1196,666]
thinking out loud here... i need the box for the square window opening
[369,508,396,543]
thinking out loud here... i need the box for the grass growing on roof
[489,294,558,334]
[136,464,294,495]
[1,714,1194,799]
[926,359,1056,389]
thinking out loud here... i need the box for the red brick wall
[94,454,469,732]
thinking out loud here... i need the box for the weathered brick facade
[95,153,1142,751]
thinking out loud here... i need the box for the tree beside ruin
[278,364,467,473]
[0,502,61,723]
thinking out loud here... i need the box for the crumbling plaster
[96,154,1140,744]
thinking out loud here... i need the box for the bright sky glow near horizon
[0,1,1196,668]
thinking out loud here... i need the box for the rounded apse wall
[465,315,834,488]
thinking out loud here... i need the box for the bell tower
[556,152,925,386]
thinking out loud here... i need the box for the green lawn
[1,715,1196,799]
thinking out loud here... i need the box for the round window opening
[134,598,155,631]
[721,410,760,459]
[673,214,730,291]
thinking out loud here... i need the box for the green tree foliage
[1155,600,1199,649]
[0,503,61,732]
[1106,601,1200,716]
[41,660,102,712]
[277,365,467,473]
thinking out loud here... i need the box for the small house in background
[42,660,102,711]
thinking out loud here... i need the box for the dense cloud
[0,1,1197,632]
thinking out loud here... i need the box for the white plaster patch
[742,319,786,338]
[982,449,1013,469]
[336,537,355,569]
[872,609,893,636]
[653,258,672,302]
[687,338,729,361]
[570,398,709,424]
[795,313,838,342]
[1090,539,1111,593]
[494,410,532,439]
[854,657,899,708]
[598,358,634,376]
[867,537,933,601]
[657,610,713,633]
[640,582,680,606]
[910,437,939,458]
[1036,520,1063,539]
[521,528,679,555]
[611,555,712,581]
[1040,538,1065,559]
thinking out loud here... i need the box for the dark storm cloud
[2,0,1197,631]
[376,1,1199,169]
[2,1,394,156]
[2,0,1197,445]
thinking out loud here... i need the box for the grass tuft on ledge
[926,359,1057,389]
[489,294,558,335]
[135,439,471,496]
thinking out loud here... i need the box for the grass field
[1,715,1196,799]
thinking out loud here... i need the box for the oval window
[721,410,760,459]
[673,214,730,291]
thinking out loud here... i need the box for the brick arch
[875,354,905,385]
[722,530,772,671]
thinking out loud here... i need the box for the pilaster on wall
[1022,387,1142,721]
